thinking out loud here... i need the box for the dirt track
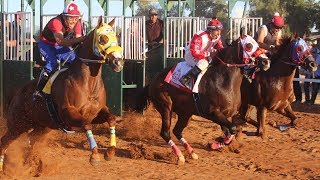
[0,102,319,179]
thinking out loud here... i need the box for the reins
[213,41,256,68]
[72,33,107,64]
[214,55,254,68]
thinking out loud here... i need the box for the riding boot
[33,69,50,101]
[179,66,202,88]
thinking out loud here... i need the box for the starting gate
[229,17,263,40]
[0,13,264,117]
[0,12,33,117]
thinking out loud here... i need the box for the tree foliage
[249,0,319,35]
[133,0,319,35]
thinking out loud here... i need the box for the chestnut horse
[238,36,317,139]
[137,40,251,164]
[0,16,124,170]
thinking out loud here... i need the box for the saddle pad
[43,68,68,94]
[164,61,194,93]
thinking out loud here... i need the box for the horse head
[275,34,317,72]
[257,54,271,71]
[82,16,124,72]
[214,37,271,72]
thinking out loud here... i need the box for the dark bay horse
[137,40,249,164]
[238,36,317,139]
[0,16,124,170]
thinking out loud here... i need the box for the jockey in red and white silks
[179,17,224,88]
[184,30,224,70]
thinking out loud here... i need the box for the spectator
[310,46,320,104]
[145,8,164,83]
[145,8,163,50]
[5,13,22,60]
[299,66,313,103]
[299,40,315,103]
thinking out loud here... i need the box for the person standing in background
[145,8,164,83]
[310,46,320,104]
[293,67,302,103]
[145,8,163,50]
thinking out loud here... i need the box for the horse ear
[293,32,299,40]
[108,18,116,27]
[97,16,103,28]
[240,27,246,38]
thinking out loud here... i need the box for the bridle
[280,40,313,67]
[75,24,123,64]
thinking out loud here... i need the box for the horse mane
[271,36,292,62]
[75,29,95,54]
[213,39,242,65]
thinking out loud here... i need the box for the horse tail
[135,85,150,112]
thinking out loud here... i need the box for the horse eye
[99,35,109,45]
[105,29,113,33]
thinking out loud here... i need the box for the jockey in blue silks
[33,2,86,101]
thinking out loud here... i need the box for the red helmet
[63,2,81,17]
[271,12,284,28]
[207,18,223,30]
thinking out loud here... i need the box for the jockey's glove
[269,45,276,53]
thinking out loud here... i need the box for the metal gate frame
[0,12,33,117]
[229,17,263,40]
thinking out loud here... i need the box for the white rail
[293,78,320,83]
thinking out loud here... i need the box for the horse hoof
[235,132,244,142]
[177,154,185,165]
[104,146,116,161]
[89,156,100,166]
[261,134,267,140]
[190,152,198,160]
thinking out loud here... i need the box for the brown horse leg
[83,124,100,166]
[92,106,117,161]
[257,106,267,139]
[245,106,259,127]
[206,111,237,149]
[0,129,25,171]
[61,107,102,165]
[172,114,198,160]
[28,127,52,148]
[278,104,297,126]
[235,104,255,141]
[155,103,185,165]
